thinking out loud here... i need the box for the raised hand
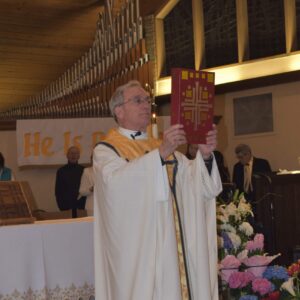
[159,124,187,160]
[198,124,217,159]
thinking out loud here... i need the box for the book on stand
[170,68,215,144]
[0,181,35,226]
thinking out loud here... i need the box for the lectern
[254,173,300,266]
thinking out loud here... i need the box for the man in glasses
[233,143,272,201]
[93,80,222,300]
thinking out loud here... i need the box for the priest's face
[115,86,152,132]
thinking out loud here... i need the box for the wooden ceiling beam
[0,46,88,57]
[0,55,82,65]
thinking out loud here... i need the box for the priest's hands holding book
[198,124,217,160]
[159,124,187,160]
[159,124,217,161]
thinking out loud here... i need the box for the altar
[0,217,94,299]
[254,172,300,266]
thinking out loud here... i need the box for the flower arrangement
[281,259,300,298]
[217,191,289,300]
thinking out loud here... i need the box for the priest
[93,80,222,300]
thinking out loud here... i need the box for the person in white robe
[78,166,94,216]
[93,80,222,300]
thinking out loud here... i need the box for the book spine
[170,68,181,125]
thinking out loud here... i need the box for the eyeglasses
[120,96,152,106]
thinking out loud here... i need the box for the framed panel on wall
[233,93,273,136]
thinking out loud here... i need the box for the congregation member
[213,150,230,183]
[187,145,233,202]
[78,155,94,216]
[185,143,198,160]
[232,143,272,202]
[187,145,230,183]
[55,146,86,217]
[93,80,222,300]
[0,152,14,181]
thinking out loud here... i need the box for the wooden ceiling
[0,0,106,112]
[0,0,171,114]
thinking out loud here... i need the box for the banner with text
[16,117,170,166]
[16,118,116,166]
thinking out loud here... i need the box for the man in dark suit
[55,146,86,217]
[233,145,272,251]
[232,144,271,202]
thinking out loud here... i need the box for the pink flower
[228,271,254,289]
[219,255,241,282]
[252,278,273,296]
[246,233,264,252]
[242,254,280,277]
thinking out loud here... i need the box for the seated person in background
[186,143,198,160]
[232,143,271,202]
[0,152,15,181]
[233,145,272,250]
[213,150,234,202]
[78,155,94,216]
[187,145,230,182]
[55,146,86,217]
[213,150,230,183]
[187,145,232,202]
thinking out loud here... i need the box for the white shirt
[78,167,94,216]
[244,157,253,192]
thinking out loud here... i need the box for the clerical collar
[118,127,148,140]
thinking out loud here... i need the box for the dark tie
[130,131,141,140]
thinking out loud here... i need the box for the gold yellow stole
[103,128,191,299]
[103,128,161,159]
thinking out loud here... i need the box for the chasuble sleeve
[93,144,169,203]
[174,151,222,300]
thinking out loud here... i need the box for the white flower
[281,277,296,296]
[237,249,248,261]
[223,202,242,222]
[217,205,227,213]
[217,205,228,215]
[239,222,254,236]
[238,198,253,217]
[227,232,241,249]
[225,202,237,217]
[216,205,229,223]
[220,223,236,234]
[217,214,228,223]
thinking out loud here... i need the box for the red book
[171,68,215,144]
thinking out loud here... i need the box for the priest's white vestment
[93,129,222,300]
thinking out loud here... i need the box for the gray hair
[109,80,143,119]
[235,144,252,155]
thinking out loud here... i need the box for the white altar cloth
[0,217,94,300]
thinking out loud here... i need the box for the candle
[152,113,158,139]
[152,123,158,139]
